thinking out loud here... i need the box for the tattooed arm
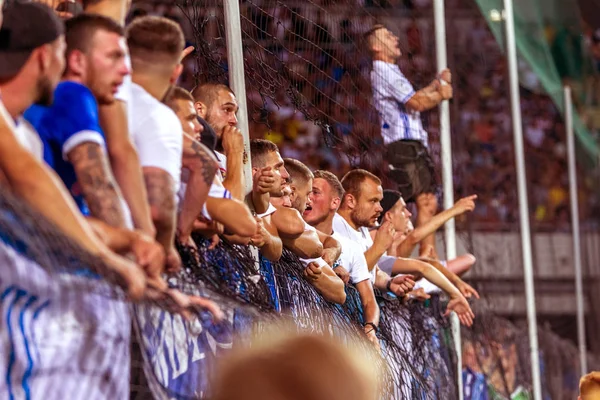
[179,133,218,242]
[143,167,177,253]
[68,142,127,228]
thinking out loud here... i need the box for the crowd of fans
[126,0,600,230]
[0,0,489,397]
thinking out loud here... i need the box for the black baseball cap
[0,1,65,79]
[378,189,402,224]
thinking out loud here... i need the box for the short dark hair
[164,86,194,112]
[378,189,402,224]
[340,169,381,201]
[364,24,386,52]
[191,82,235,108]
[65,13,124,57]
[313,170,344,199]
[250,139,279,168]
[126,16,184,67]
[284,158,313,186]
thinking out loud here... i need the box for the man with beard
[333,169,474,326]
[303,170,402,347]
[164,86,256,242]
[25,13,131,229]
[192,82,246,200]
[276,159,345,305]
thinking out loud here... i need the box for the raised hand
[374,220,396,252]
[453,195,477,214]
[253,166,276,194]
[444,295,475,327]
[222,125,245,155]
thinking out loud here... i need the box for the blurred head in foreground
[212,330,380,400]
[579,371,600,400]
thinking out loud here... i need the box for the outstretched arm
[397,195,477,257]
[391,258,474,326]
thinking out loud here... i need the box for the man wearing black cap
[0,2,148,398]
[0,0,66,159]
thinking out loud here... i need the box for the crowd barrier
[0,187,596,399]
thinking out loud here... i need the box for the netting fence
[3,0,600,398]
[2,182,598,398]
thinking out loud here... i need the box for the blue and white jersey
[24,81,105,215]
[371,60,429,146]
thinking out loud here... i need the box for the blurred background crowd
[126,0,600,231]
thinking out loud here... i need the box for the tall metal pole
[433,1,462,399]
[564,85,588,375]
[504,0,542,398]
[223,0,253,194]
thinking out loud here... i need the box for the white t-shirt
[332,213,397,277]
[114,54,133,134]
[331,231,372,284]
[14,117,43,161]
[215,150,227,180]
[258,203,277,218]
[130,83,183,193]
[371,60,428,146]
[0,99,44,161]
